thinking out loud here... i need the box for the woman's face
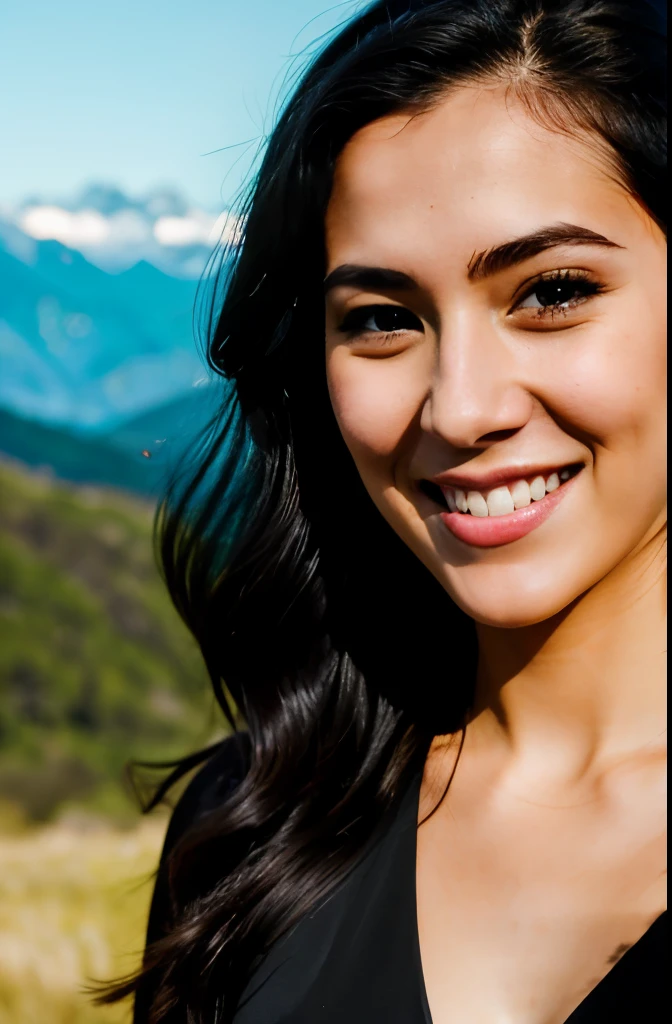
[324,85,667,627]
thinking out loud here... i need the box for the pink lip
[430,463,579,492]
[438,473,579,548]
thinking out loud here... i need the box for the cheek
[541,310,666,453]
[326,354,423,464]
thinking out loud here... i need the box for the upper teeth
[442,470,569,517]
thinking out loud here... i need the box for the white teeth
[441,467,572,517]
[467,491,489,517]
[510,479,531,509]
[486,486,514,517]
[530,476,546,501]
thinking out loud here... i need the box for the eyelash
[336,268,606,341]
[512,268,604,319]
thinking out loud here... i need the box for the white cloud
[153,213,208,246]
[21,206,110,246]
[105,209,153,246]
[19,205,156,251]
[153,209,241,248]
[6,191,239,277]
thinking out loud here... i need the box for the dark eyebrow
[324,265,418,294]
[324,223,623,296]
[467,223,623,281]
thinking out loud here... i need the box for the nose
[421,318,533,450]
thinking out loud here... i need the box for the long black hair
[102,1,666,1020]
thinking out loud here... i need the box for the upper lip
[427,462,580,492]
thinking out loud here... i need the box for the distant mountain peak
[20,182,209,222]
[74,183,144,217]
[1,181,233,279]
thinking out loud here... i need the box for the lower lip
[438,474,579,548]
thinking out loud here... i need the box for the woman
[104,1,667,1021]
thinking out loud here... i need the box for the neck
[471,529,667,784]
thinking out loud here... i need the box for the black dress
[135,736,667,1023]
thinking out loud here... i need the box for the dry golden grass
[0,817,167,1024]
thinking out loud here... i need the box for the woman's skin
[324,84,666,1024]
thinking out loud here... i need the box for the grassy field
[0,460,228,1023]
[0,458,216,823]
[0,816,168,1024]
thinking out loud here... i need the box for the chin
[433,562,590,630]
[456,599,571,630]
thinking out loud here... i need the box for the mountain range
[0,406,167,497]
[1,182,230,277]
[0,183,238,492]
[0,380,228,496]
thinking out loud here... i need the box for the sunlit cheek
[327,357,422,464]
[542,321,666,451]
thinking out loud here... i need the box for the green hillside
[0,460,221,823]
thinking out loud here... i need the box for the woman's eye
[337,304,423,336]
[514,270,603,320]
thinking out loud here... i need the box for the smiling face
[324,85,667,627]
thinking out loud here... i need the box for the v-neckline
[405,769,666,1024]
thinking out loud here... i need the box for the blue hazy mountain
[7,182,217,277]
[0,184,234,493]
[0,384,227,496]
[0,379,227,496]
[0,227,207,431]
[106,384,222,457]
[0,406,166,496]
[25,182,191,220]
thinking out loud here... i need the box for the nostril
[476,428,520,444]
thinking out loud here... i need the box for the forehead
[325,84,635,272]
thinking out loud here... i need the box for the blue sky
[0,0,365,208]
